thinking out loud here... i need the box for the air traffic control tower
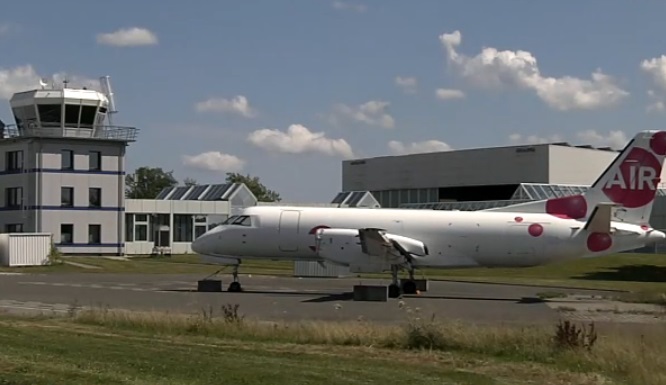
[0,76,138,255]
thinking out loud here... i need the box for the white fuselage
[191,206,664,269]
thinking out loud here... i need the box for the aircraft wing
[357,228,428,260]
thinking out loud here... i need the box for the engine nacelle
[314,228,428,270]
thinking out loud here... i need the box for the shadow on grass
[573,264,666,283]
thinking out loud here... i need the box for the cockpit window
[222,215,238,224]
[232,215,252,226]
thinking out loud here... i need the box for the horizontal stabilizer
[584,203,617,233]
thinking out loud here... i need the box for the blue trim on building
[56,243,124,248]
[0,206,124,211]
[0,168,125,176]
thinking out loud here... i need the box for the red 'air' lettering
[602,147,662,208]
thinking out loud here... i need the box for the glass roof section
[401,182,666,212]
[511,182,666,200]
[400,199,529,211]
[154,183,252,201]
[330,191,381,207]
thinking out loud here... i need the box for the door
[278,210,301,252]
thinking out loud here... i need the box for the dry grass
[41,301,663,385]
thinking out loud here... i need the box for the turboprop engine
[314,228,428,272]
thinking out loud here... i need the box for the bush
[553,320,597,352]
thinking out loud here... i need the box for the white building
[0,78,134,255]
[0,78,261,256]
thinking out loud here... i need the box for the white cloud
[575,129,628,149]
[388,140,452,155]
[435,88,465,101]
[195,95,256,118]
[248,124,354,158]
[0,64,98,100]
[508,129,628,150]
[0,23,12,37]
[182,151,245,172]
[395,76,417,93]
[646,89,666,113]
[96,27,158,47]
[642,57,666,112]
[332,1,367,12]
[508,133,563,145]
[439,30,629,111]
[641,55,666,90]
[333,100,395,128]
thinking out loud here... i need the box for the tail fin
[485,130,666,224]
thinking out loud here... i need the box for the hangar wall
[342,142,666,209]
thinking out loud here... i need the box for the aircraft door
[278,210,301,252]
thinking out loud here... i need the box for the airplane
[192,130,666,298]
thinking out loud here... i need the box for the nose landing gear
[227,265,243,292]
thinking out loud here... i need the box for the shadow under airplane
[573,264,666,283]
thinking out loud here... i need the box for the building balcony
[0,123,139,143]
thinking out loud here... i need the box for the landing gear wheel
[401,280,417,295]
[228,281,242,292]
[388,284,401,298]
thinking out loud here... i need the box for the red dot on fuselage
[528,223,543,237]
[587,232,613,252]
[545,195,587,219]
[650,131,666,156]
[515,216,523,222]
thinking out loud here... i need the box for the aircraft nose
[192,231,216,255]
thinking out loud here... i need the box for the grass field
[0,304,663,385]
[1,252,664,303]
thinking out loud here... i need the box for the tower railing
[1,124,139,142]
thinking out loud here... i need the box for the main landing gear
[387,263,418,298]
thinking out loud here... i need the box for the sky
[1,1,666,202]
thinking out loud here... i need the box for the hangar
[341,140,666,252]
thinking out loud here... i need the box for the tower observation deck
[1,76,138,142]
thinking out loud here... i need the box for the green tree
[126,166,178,199]
[225,172,281,202]
[183,177,197,187]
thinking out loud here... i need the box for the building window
[6,223,23,232]
[60,224,73,244]
[194,216,207,239]
[61,187,74,207]
[89,151,101,171]
[6,150,23,172]
[174,214,193,242]
[88,224,101,244]
[61,150,73,170]
[89,188,101,207]
[125,213,134,242]
[5,187,22,208]
[135,224,148,241]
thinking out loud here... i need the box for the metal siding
[293,261,350,277]
[0,233,51,266]
[547,146,626,185]
[342,145,551,191]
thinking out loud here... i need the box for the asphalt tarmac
[0,272,632,326]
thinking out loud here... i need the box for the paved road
[0,272,627,325]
